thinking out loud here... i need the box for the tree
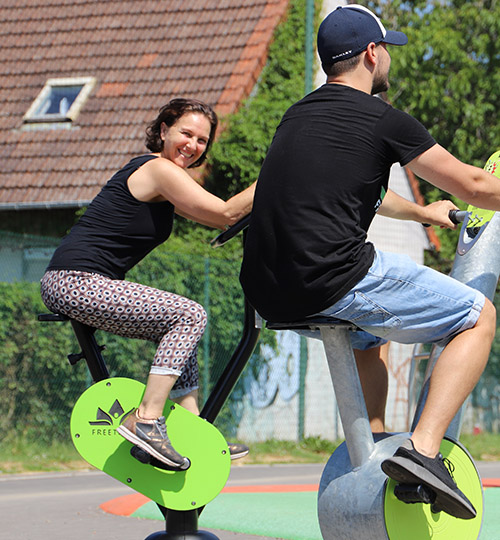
[359,0,499,269]
[368,0,500,374]
[205,0,314,199]
[368,0,499,165]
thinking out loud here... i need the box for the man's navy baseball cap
[317,4,408,66]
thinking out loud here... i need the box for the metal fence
[1,229,500,453]
[0,230,307,448]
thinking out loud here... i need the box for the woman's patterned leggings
[40,270,207,398]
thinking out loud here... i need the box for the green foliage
[365,0,500,266]
[0,243,248,444]
[205,0,315,199]
[461,432,500,461]
[6,431,500,473]
[369,0,499,167]
[372,0,500,379]
[0,282,87,444]
[0,436,85,474]
[231,436,340,464]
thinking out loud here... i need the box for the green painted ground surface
[132,488,500,539]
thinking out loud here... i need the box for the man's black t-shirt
[239,84,435,322]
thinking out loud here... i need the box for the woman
[41,98,255,468]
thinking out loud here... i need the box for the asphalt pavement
[1,462,499,540]
[0,464,324,540]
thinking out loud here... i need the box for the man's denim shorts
[307,249,485,350]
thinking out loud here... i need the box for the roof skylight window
[24,77,96,124]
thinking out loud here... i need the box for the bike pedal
[430,502,444,515]
[394,483,436,505]
[130,445,191,471]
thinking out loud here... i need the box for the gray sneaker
[381,439,476,520]
[228,442,249,460]
[117,409,189,469]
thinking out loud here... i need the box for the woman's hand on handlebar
[211,213,251,247]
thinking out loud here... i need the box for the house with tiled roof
[0,0,289,236]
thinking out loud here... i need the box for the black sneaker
[117,409,189,469]
[228,442,249,460]
[381,439,476,520]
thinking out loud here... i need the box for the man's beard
[371,73,390,95]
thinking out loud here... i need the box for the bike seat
[266,315,356,331]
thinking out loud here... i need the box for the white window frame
[23,77,96,123]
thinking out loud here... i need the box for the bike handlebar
[449,209,468,225]
[211,214,251,248]
[211,209,469,247]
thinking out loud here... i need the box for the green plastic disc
[70,377,230,510]
[465,150,500,229]
[384,438,483,539]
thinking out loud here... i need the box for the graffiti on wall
[244,331,301,408]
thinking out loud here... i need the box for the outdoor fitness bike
[38,149,500,540]
[37,219,260,540]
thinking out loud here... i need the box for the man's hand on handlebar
[420,200,461,229]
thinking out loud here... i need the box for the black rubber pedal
[394,483,436,505]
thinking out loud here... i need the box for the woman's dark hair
[145,98,218,168]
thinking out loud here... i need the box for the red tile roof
[0,0,289,208]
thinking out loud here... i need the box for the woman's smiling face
[160,112,211,169]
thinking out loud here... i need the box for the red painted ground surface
[101,480,500,517]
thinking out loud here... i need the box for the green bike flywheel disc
[384,438,483,539]
[70,377,230,510]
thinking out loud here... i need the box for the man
[240,4,500,520]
